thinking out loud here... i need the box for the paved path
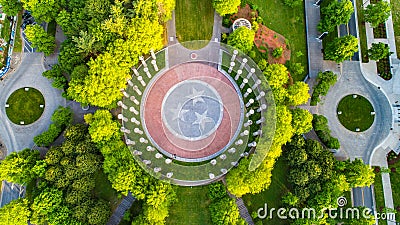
[107,192,136,225]
[0,53,65,153]
[236,198,254,225]
[305,0,324,79]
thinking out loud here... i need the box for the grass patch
[6,88,45,125]
[13,12,23,53]
[337,94,375,132]
[391,0,400,57]
[47,21,57,37]
[175,0,214,44]
[389,160,400,221]
[373,170,387,225]
[247,0,307,81]
[166,185,212,225]
[242,157,290,225]
[355,0,369,62]
[94,170,119,209]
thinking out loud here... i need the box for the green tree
[0,148,41,184]
[341,159,375,188]
[209,197,244,225]
[156,0,176,22]
[287,81,310,106]
[0,199,31,225]
[364,1,391,28]
[51,106,73,129]
[227,27,255,54]
[212,0,241,16]
[325,35,358,63]
[42,64,67,90]
[291,108,313,135]
[368,42,392,61]
[263,64,289,88]
[318,0,354,32]
[21,0,60,22]
[24,24,56,56]
[84,110,121,143]
[0,0,22,16]
[283,0,303,8]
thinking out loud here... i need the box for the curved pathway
[0,53,65,154]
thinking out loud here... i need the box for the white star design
[186,88,205,105]
[192,110,215,132]
[170,103,189,121]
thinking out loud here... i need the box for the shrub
[34,106,73,146]
[312,114,340,149]
[310,71,337,105]
[272,47,283,58]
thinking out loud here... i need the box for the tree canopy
[368,42,392,61]
[212,0,241,16]
[0,0,22,16]
[325,35,359,63]
[227,27,255,54]
[318,0,354,32]
[364,1,391,28]
[24,24,56,56]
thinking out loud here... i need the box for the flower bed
[377,55,392,80]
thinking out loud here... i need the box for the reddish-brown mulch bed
[230,4,258,22]
[254,24,291,64]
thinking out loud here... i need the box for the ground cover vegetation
[337,95,375,132]
[390,0,400,56]
[355,0,369,62]
[5,87,45,125]
[312,114,340,149]
[238,0,308,81]
[175,0,213,42]
[33,106,73,146]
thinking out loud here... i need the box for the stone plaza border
[120,41,276,185]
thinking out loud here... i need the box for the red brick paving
[143,63,243,160]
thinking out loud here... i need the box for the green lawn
[389,160,400,221]
[166,185,212,225]
[337,95,375,132]
[373,170,387,225]
[391,0,400,57]
[355,0,369,62]
[94,170,119,209]
[13,12,23,53]
[6,88,45,125]
[175,0,214,45]
[248,0,308,81]
[47,21,57,37]
[242,157,290,225]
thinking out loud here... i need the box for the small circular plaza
[337,94,375,132]
[5,87,45,125]
[120,42,276,185]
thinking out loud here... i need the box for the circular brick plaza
[142,62,244,162]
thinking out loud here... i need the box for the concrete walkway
[107,192,136,225]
